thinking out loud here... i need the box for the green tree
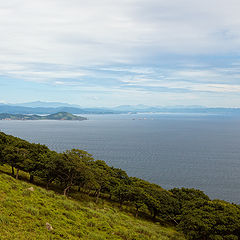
[23,143,50,182]
[56,150,90,196]
[128,186,146,217]
[2,145,29,179]
[178,200,240,240]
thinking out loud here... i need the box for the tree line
[0,131,240,240]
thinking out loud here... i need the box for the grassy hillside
[0,167,185,240]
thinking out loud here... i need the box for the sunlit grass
[0,165,185,240]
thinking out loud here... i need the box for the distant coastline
[0,112,87,121]
[1,102,240,115]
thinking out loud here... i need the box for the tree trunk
[167,214,179,225]
[46,181,50,190]
[63,185,71,196]
[30,175,34,183]
[96,188,101,203]
[135,208,139,218]
[16,168,19,180]
[152,210,157,220]
[11,166,15,176]
[60,180,64,187]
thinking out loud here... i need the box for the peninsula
[0,112,87,121]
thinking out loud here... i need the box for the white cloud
[119,66,240,94]
[1,0,240,106]
[191,83,240,93]
[1,0,240,68]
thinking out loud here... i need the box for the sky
[1,0,240,107]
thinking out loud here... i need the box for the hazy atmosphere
[1,0,240,107]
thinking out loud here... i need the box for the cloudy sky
[1,0,240,107]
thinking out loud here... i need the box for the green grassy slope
[0,168,185,240]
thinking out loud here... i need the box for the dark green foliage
[169,188,210,217]
[178,200,240,239]
[169,188,210,204]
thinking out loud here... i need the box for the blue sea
[0,113,240,203]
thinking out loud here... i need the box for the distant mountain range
[0,102,115,114]
[1,101,240,115]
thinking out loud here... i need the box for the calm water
[0,113,240,203]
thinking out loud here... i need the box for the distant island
[0,112,87,121]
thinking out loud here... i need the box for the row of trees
[0,132,240,240]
